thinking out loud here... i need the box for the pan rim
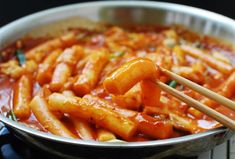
[0,114,227,147]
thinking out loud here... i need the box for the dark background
[0,0,235,27]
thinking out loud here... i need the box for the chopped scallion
[168,80,177,88]
[6,110,17,121]
[15,50,26,66]
[109,52,125,59]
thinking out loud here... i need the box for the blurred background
[0,0,235,27]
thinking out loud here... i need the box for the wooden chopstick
[156,81,235,131]
[160,67,235,111]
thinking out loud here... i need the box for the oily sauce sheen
[0,24,235,141]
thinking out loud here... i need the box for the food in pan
[0,24,235,142]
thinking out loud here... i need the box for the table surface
[198,135,235,159]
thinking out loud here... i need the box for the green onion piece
[15,50,26,66]
[168,80,177,88]
[109,52,125,59]
[6,110,17,121]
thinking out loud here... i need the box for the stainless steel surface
[9,126,233,158]
[0,1,235,158]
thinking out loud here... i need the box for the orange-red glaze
[0,25,235,142]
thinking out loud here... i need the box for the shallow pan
[0,1,234,158]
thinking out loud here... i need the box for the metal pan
[0,1,234,158]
